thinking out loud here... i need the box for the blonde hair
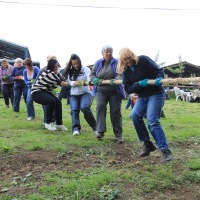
[47,55,57,62]
[117,48,138,74]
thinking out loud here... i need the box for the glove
[30,79,35,84]
[77,80,87,86]
[93,78,103,86]
[138,79,149,87]
[66,82,71,88]
[155,78,163,86]
[3,75,10,80]
[110,79,116,86]
[93,78,99,85]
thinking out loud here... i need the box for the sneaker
[73,130,80,136]
[27,117,35,121]
[161,149,173,162]
[45,123,57,131]
[117,136,124,144]
[140,140,156,157]
[96,132,104,139]
[56,125,68,131]
[52,121,56,126]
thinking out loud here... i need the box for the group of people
[0,57,40,120]
[0,45,173,162]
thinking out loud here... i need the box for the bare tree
[154,51,166,67]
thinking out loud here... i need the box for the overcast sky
[1,0,200,67]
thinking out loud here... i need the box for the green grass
[0,94,200,199]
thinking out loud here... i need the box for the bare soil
[0,143,200,199]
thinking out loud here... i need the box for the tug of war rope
[89,77,200,85]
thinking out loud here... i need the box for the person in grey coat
[90,45,126,144]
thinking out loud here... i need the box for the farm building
[163,61,200,78]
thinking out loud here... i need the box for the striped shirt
[31,70,62,94]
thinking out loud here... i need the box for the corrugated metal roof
[0,38,31,60]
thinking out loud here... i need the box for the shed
[163,61,200,78]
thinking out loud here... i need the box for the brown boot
[140,140,156,157]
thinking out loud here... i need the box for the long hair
[46,59,58,71]
[63,54,82,81]
[116,48,138,74]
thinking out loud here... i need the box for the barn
[163,61,200,78]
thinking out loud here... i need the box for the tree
[166,55,185,77]
[154,51,166,67]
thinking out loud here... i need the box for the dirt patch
[0,143,199,198]
[0,144,142,180]
[143,186,200,200]
[1,150,60,179]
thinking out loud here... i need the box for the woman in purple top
[0,58,14,108]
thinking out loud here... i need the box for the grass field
[0,94,200,200]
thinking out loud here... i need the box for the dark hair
[63,54,82,81]
[24,58,33,67]
[47,59,58,71]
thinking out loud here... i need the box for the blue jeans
[130,93,168,150]
[26,87,35,117]
[69,93,96,132]
[13,85,28,112]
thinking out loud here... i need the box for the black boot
[96,132,104,139]
[140,140,156,157]
[117,136,124,144]
[161,149,173,162]
[160,110,166,118]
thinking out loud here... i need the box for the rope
[90,77,200,85]
[148,77,200,85]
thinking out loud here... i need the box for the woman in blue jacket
[117,48,173,162]
[10,58,28,112]
[23,58,40,120]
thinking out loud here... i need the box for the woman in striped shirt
[31,59,69,131]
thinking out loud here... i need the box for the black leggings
[32,91,63,125]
